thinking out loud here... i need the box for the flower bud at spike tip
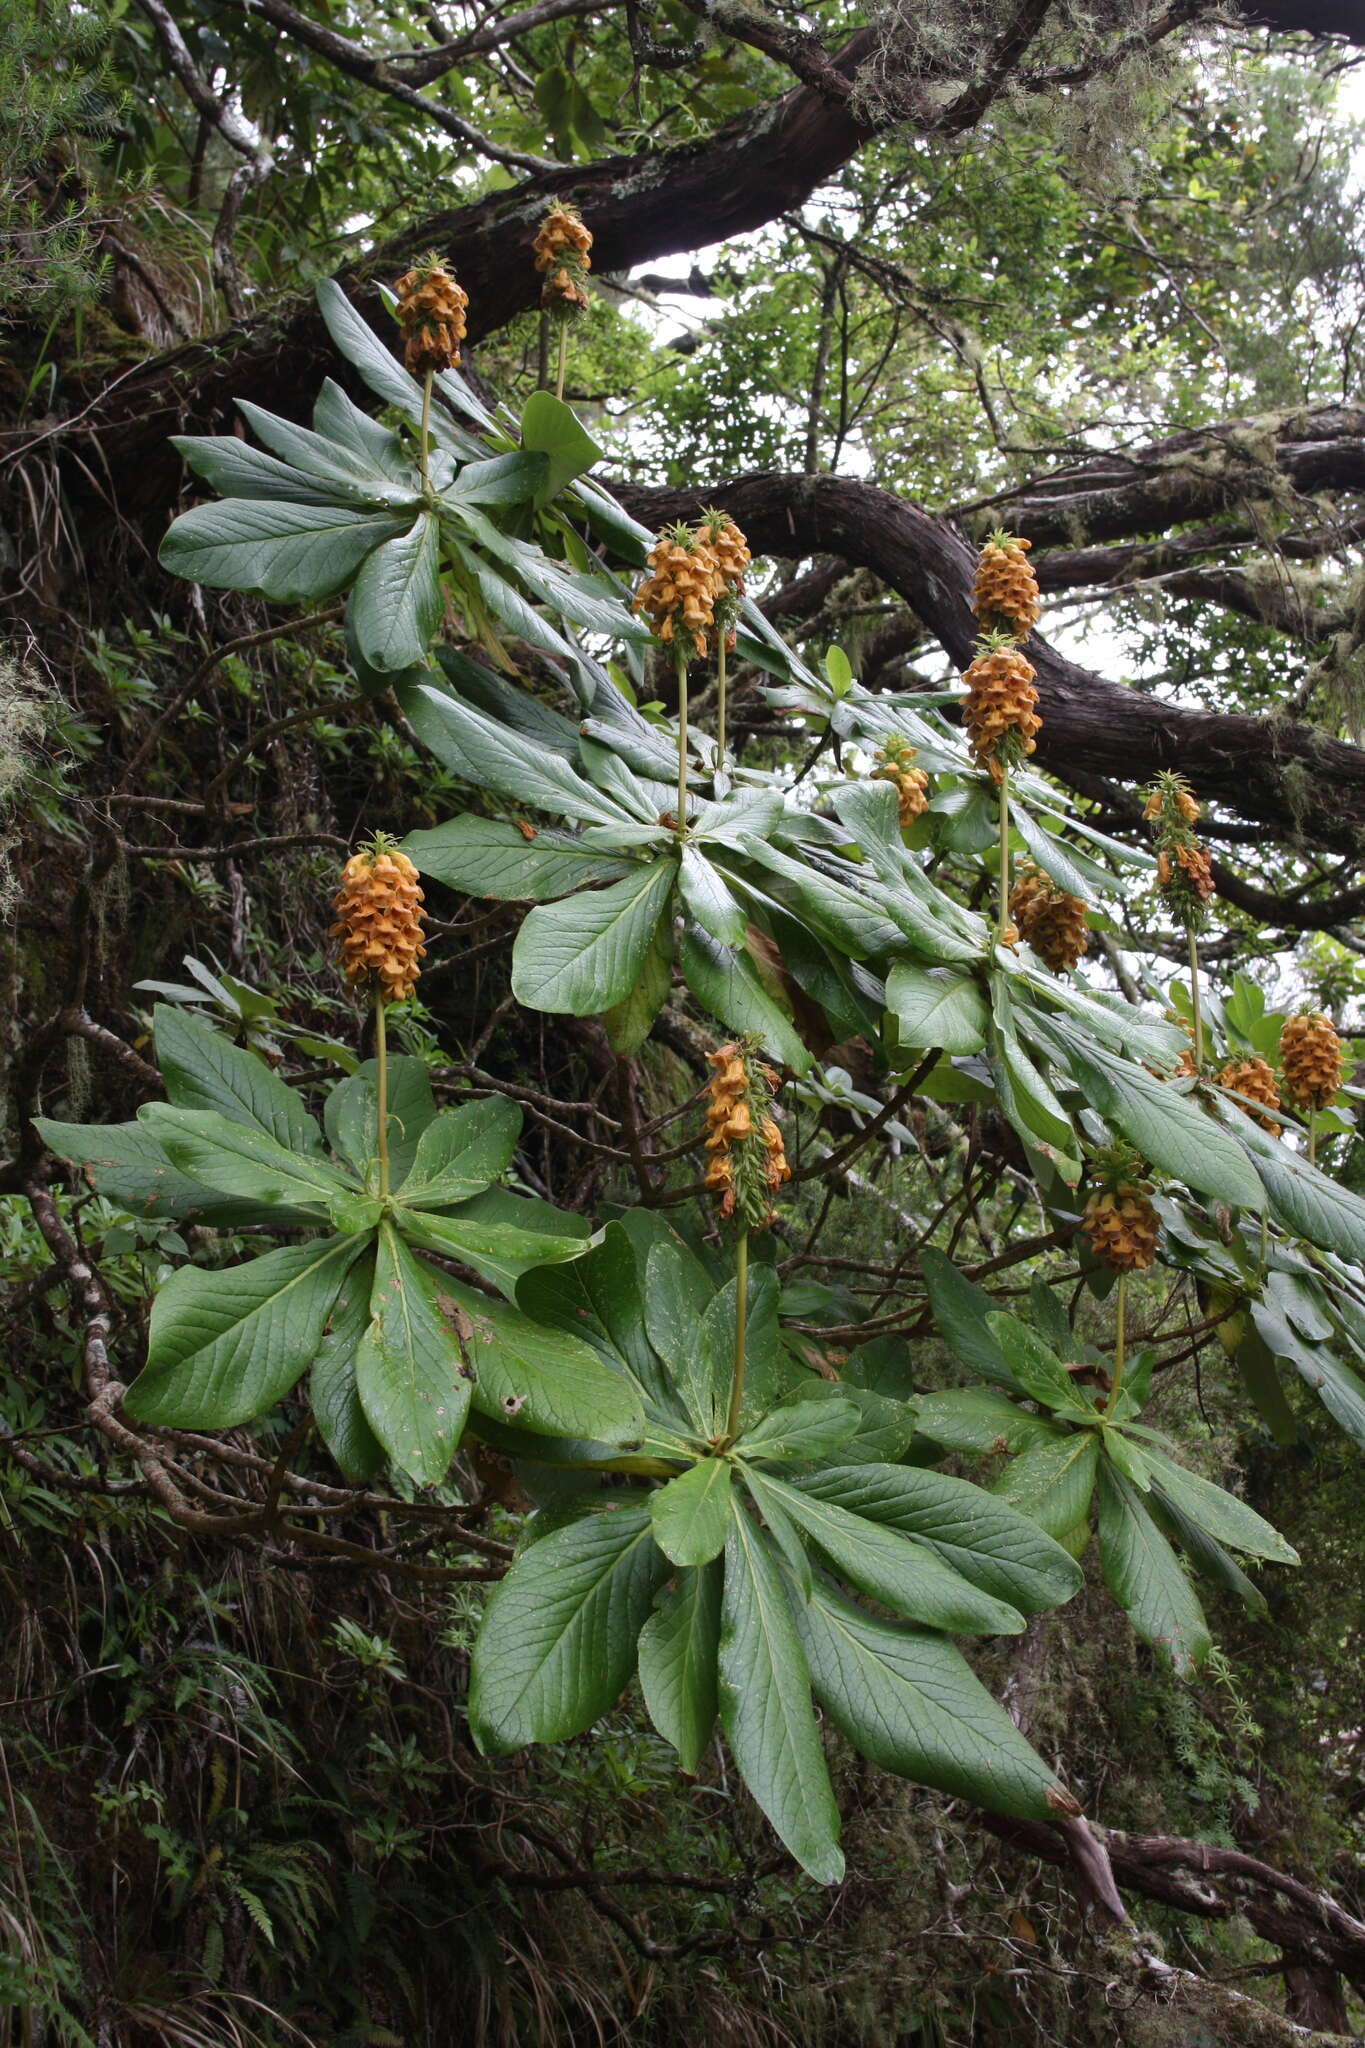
[1144,772,1213,932]
[332,837,427,1004]
[1280,1012,1344,1112]
[394,256,468,377]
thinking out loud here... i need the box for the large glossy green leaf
[796,1582,1067,1823]
[1234,1113,1365,1265]
[447,1280,645,1442]
[397,1097,521,1209]
[312,377,410,482]
[736,1397,863,1463]
[316,276,428,425]
[160,498,408,602]
[988,1016,1076,1158]
[469,1502,668,1751]
[916,1388,1061,1456]
[1097,1464,1210,1676]
[985,1314,1097,1423]
[886,963,988,1057]
[517,1222,681,1419]
[1149,1492,1268,1616]
[798,1463,1082,1615]
[678,923,813,1073]
[402,816,632,900]
[745,1468,1026,1635]
[520,390,603,504]
[354,1225,474,1484]
[171,435,347,507]
[446,450,548,507]
[718,1513,844,1884]
[235,397,408,496]
[918,1247,1020,1392]
[644,1241,717,1431]
[512,858,678,1015]
[1251,1297,1365,1447]
[324,1056,436,1189]
[678,847,746,948]
[602,900,673,1055]
[638,1563,721,1773]
[31,1116,316,1228]
[398,1204,588,1298]
[309,1247,385,1483]
[1009,803,1102,905]
[138,1104,362,1223]
[992,1432,1099,1544]
[348,513,442,673]
[396,680,629,826]
[1070,1049,1263,1210]
[740,838,902,959]
[650,1457,733,1566]
[1142,1448,1297,1564]
[153,1005,322,1154]
[125,1235,363,1428]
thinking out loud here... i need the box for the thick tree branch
[42,29,880,518]
[961,404,1365,549]
[987,1814,1365,1992]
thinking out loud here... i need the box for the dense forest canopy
[4,2,1365,2044]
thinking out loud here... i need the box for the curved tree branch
[621,470,1365,855]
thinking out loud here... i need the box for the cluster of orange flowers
[961,530,1042,782]
[533,204,593,316]
[972,532,1041,638]
[1281,1012,1344,1111]
[961,642,1042,783]
[1144,773,1214,928]
[332,841,427,1003]
[632,512,751,660]
[875,734,930,827]
[703,1042,790,1228]
[1080,1183,1160,1272]
[1009,864,1089,973]
[1216,1055,1281,1134]
[394,257,469,377]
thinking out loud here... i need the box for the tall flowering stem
[1143,773,1213,1072]
[997,764,1012,946]
[693,509,751,767]
[967,535,1041,949]
[632,524,721,835]
[533,204,592,401]
[702,1039,791,1444]
[675,646,690,835]
[725,1228,750,1445]
[374,996,391,1199]
[1104,1272,1128,1420]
